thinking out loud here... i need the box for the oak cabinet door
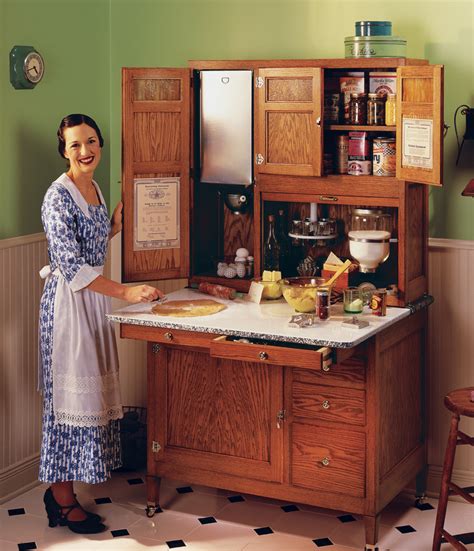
[149,346,284,483]
[396,65,444,186]
[255,68,323,177]
[122,68,191,282]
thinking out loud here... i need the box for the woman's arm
[109,200,123,239]
[87,275,163,304]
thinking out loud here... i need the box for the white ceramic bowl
[349,230,390,273]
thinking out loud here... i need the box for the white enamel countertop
[107,288,411,348]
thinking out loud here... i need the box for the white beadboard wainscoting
[0,234,472,503]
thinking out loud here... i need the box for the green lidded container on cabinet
[345,21,406,58]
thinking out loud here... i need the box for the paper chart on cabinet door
[402,117,433,169]
[133,177,180,251]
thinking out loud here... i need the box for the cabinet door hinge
[152,343,161,354]
[276,409,286,429]
[255,76,264,88]
[255,153,264,165]
[151,441,161,453]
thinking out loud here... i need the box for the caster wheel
[416,494,426,505]
[145,505,156,518]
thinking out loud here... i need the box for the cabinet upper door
[122,68,191,282]
[255,68,323,177]
[396,65,444,186]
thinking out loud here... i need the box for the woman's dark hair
[57,114,104,159]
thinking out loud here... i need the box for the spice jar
[348,93,367,125]
[367,93,385,125]
[316,288,331,320]
[385,94,396,126]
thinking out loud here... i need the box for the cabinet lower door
[149,346,284,483]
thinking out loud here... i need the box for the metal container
[344,36,407,58]
[355,21,392,36]
[336,135,349,174]
[372,137,396,176]
[200,70,253,185]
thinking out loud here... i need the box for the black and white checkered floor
[1,472,473,550]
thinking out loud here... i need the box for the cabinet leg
[145,474,162,517]
[415,465,428,502]
[364,514,380,550]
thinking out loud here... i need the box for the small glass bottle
[385,94,396,126]
[348,93,367,125]
[367,93,385,125]
[263,214,280,271]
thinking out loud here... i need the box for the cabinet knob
[164,332,173,341]
[259,351,268,360]
[316,116,321,126]
[322,364,331,372]
[321,457,330,466]
[322,400,330,410]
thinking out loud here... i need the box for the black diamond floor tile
[281,504,299,512]
[198,516,217,524]
[313,537,334,547]
[8,508,26,516]
[18,544,37,551]
[228,495,245,503]
[95,497,112,504]
[456,532,474,545]
[127,477,144,485]
[111,529,129,537]
[166,540,186,549]
[338,514,357,523]
[396,524,416,534]
[415,501,435,511]
[176,486,193,494]
[255,526,274,536]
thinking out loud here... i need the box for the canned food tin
[336,135,349,174]
[372,137,396,176]
[348,160,372,176]
[348,131,370,160]
[370,288,387,316]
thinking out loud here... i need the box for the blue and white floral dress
[38,173,122,484]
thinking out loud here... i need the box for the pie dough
[151,299,227,317]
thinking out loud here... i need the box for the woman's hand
[123,284,164,304]
[110,201,123,238]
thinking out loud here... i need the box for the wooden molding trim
[0,454,41,504]
[0,232,45,250]
[429,237,474,250]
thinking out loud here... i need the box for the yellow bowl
[280,277,328,312]
[253,278,283,299]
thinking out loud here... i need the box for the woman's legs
[50,482,87,521]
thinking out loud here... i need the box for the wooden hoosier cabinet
[118,58,443,549]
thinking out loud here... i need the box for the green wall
[0,0,110,239]
[2,0,473,240]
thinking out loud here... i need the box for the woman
[38,114,163,534]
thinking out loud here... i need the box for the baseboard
[0,454,41,504]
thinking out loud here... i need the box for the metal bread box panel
[200,70,253,185]
[345,36,407,58]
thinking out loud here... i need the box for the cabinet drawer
[293,358,365,389]
[292,422,365,497]
[292,382,366,426]
[121,324,214,348]
[210,336,332,369]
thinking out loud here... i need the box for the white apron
[39,176,122,428]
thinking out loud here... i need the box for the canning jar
[367,93,385,125]
[350,208,392,232]
[348,93,367,125]
[385,94,396,126]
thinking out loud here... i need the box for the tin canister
[348,160,372,176]
[336,135,349,174]
[370,288,387,316]
[372,137,396,176]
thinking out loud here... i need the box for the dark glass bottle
[276,209,291,276]
[263,214,280,271]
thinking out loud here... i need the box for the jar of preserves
[348,93,367,125]
[367,93,385,125]
[385,94,396,126]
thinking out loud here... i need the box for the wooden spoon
[323,259,352,288]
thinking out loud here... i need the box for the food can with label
[348,160,372,176]
[372,137,396,176]
[348,131,370,159]
[336,135,349,174]
[370,288,387,316]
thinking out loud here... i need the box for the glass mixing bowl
[279,277,328,313]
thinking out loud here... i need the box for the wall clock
[10,45,45,89]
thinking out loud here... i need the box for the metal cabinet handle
[321,457,330,466]
[319,195,338,202]
[164,332,173,341]
[322,400,330,410]
[259,351,268,360]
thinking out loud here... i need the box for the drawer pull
[322,364,331,372]
[321,457,330,467]
[164,332,173,341]
[259,351,268,360]
[319,195,338,202]
[322,400,330,410]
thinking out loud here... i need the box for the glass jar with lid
[367,93,386,125]
[350,208,392,232]
[348,93,367,125]
[385,94,396,126]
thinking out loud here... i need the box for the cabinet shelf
[327,125,396,132]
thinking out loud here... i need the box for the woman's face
[63,123,101,176]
